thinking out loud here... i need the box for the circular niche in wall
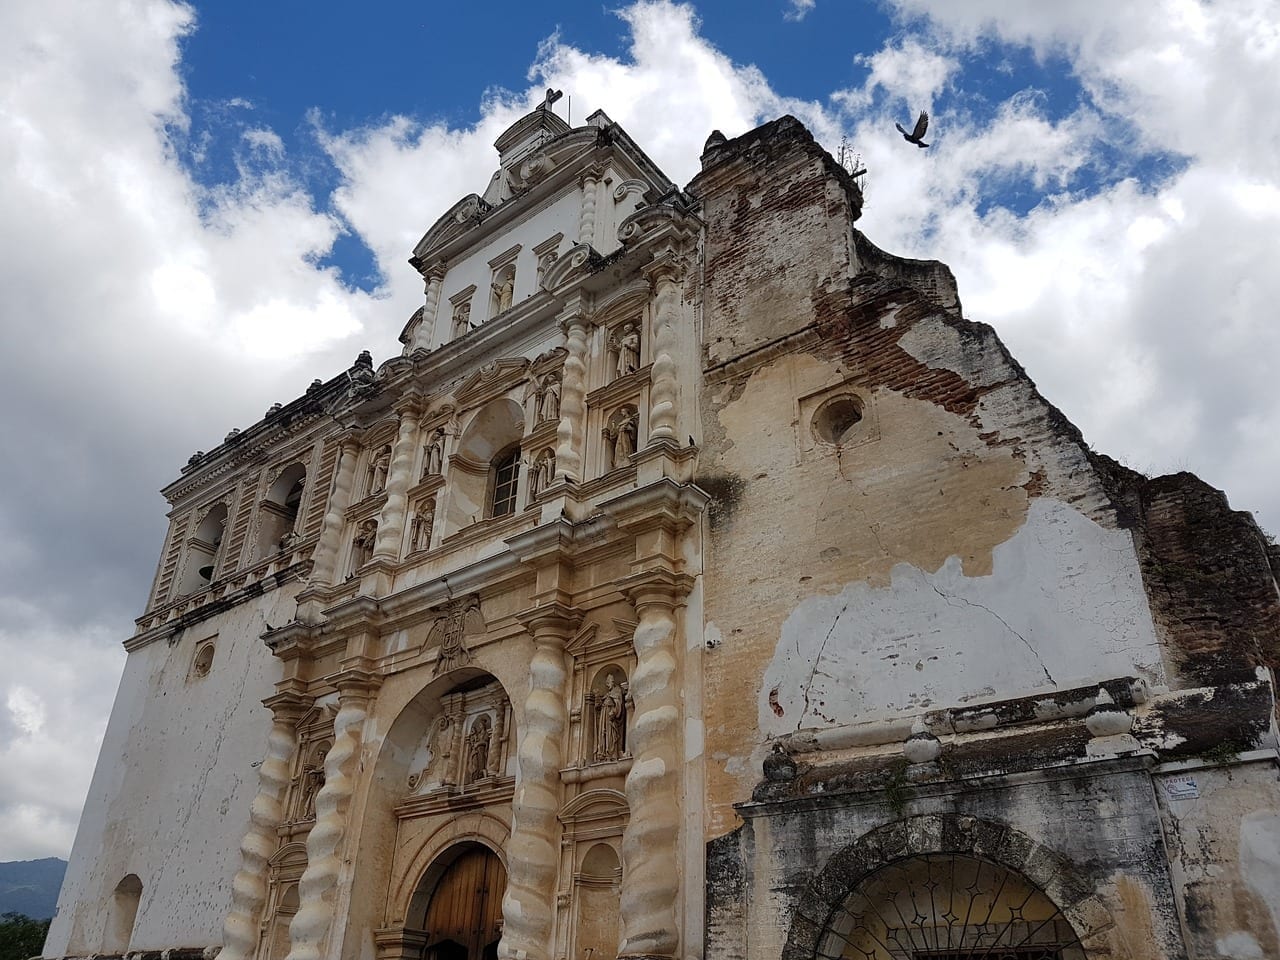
[811,393,864,446]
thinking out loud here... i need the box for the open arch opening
[446,399,524,532]
[813,854,1084,960]
[409,842,507,960]
[180,503,228,593]
[256,462,307,558]
[103,873,142,953]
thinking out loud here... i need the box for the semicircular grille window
[815,854,1084,960]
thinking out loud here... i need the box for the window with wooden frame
[489,444,520,518]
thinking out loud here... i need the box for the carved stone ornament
[428,595,486,675]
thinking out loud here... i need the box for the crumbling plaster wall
[1155,757,1280,959]
[45,587,296,955]
[692,118,1165,837]
[707,763,1191,960]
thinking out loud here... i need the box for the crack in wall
[797,601,849,729]
[923,577,1056,686]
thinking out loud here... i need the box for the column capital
[332,668,382,700]
[642,250,684,287]
[617,569,696,609]
[515,602,583,642]
[262,691,311,723]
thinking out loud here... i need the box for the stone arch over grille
[781,815,1116,960]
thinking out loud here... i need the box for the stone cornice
[598,478,710,533]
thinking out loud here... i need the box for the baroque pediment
[453,357,532,408]
[412,194,492,262]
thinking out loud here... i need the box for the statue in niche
[452,301,472,338]
[410,498,435,553]
[368,446,391,495]
[429,595,485,675]
[605,407,638,469]
[537,374,561,423]
[299,745,328,820]
[465,714,492,783]
[349,518,377,575]
[530,449,556,499]
[593,673,628,763]
[612,323,641,379]
[423,427,445,478]
[492,271,515,314]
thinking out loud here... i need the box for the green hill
[0,859,66,921]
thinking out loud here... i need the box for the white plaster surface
[760,498,1164,734]
[1241,810,1280,954]
[45,589,295,955]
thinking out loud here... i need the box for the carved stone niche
[554,791,628,960]
[285,703,337,833]
[565,619,637,781]
[401,678,513,810]
[261,842,307,960]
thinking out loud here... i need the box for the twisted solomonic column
[411,270,444,352]
[219,694,307,960]
[499,607,577,960]
[646,260,681,443]
[619,577,684,960]
[578,173,599,248]
[285,673,379,960]
[554,313,591,484]
[373,406,421,562]
[307,438,359,589]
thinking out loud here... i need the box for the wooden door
[424,845,506,960]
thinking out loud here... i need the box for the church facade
[46,103,1280,960]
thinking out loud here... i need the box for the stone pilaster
[618,573,685,960]
[499,606,578,960]
[645,257,681,443]
[286,671,380,960]
[219,693,308,960]
[373,400,423,562]
[411,269,445,352]
[555,312,592,484]
[307,438,360,589]
[578,173,599,248]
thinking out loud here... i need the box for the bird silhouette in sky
[895,111,930,148]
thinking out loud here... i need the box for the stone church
[46,100,1280,960]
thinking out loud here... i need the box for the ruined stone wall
[689,118,1166,838]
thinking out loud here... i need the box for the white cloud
[784,0,816,22]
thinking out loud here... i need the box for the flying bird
[895,111,930,148]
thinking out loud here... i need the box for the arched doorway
[416,843,507,960]
[814,854,1085,960]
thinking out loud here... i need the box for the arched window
[256,462,307,559]
[103,873,142,952]
[179,503,228,594]
[489,445,520,518]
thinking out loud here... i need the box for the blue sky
[1,0,1278,861]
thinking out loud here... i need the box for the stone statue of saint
[614,324,640,379]
[538,375,561,423]
[350,519,377,575]
[368,447,390,495]
[594,674,627,762]
[423,428,445,477]
[609,408,637,468]
[530,451,555,499]
[452,301,472,338]
[300,746,328,819]
[410,501,434,553]
[465,715,491,783]
[493,273,514,314]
